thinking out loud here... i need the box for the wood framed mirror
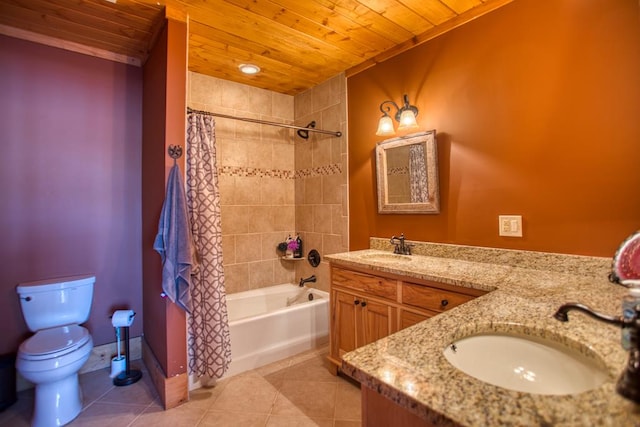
[375,130,440,214]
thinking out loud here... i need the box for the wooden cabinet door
[399,309,430,330]
[360,299,397,347]
[332,290,358,359]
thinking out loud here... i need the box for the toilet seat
[19,325,90,361]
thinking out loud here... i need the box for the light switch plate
[499,215,523,237]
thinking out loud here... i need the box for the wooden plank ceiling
[0,0,513,95]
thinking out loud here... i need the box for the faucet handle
[404,243,415,255]
[390,233,408,254]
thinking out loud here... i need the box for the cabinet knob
[354,299,360,305]
[361,301,367,307]
[441,299,449,307]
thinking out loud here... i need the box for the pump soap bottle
[294,235,303,258]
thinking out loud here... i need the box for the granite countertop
[326,247,640,426]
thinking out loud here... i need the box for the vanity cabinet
[332,288,398,360]
[330,269,398,363]
[328,264,485,373]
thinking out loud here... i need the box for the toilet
[16,275,95,427]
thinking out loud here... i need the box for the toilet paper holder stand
[111,311,142,387]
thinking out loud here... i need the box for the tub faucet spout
[299,275,316,287]
[553,302,640,404]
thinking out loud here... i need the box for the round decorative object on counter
[610,231,640,285]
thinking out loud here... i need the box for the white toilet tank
[17,275,95,332]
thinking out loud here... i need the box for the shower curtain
[185,112,231,379]
[409,143,429,203]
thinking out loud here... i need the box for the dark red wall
[348,0,640,257]
[0,35,143,354]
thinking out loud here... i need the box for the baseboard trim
[142,338,188,409]
[80,336,142,374]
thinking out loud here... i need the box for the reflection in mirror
[376,130,439,214]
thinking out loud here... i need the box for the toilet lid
[20,325,90,357]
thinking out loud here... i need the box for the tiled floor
[0,347,361,427]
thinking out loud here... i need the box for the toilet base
[32,373,82,427]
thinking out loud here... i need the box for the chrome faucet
[390,233,413,255]
[553,302,640,404]
[299,275,316,287]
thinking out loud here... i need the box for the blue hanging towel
[153,164,193,313]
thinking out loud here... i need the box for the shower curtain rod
[187,107,342,139]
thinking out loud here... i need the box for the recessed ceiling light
[239,64,261,75]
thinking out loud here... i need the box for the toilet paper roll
[111,310,135,327]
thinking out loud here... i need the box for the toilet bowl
[17,326,93,427]
[16,275,95,427]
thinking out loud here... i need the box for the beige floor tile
[286,346,328,366]
[97,372,159,406]
[271,380,337,418]
[130,401,207,427]
[253,357,292,390]
[0,388,34,427]
[265,414,333,427]
[0,412,30,427]
[199,410,268,427]
[334,380,361,421]
[186,383,227,411]
[334,421,361,427]
[253,356,292,377]
[0,390,33,427]
[209,372,278,414]
[6,347,362,427]
[282,354,338,383]
[69,402,147,427]
[79,368,116,405]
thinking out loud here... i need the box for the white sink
[443,333,608,395]
[359,253,412,262]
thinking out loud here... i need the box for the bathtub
[224,284,329,378]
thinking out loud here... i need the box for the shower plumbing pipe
[187,107,342,139]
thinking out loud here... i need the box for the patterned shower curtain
[185,112,231,379]
[409,143,429,203]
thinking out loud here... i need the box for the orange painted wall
[348,0,640,257]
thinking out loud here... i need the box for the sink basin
[359,253,412,262]
[443,333,608,395]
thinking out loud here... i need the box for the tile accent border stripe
[295,163,342,178]
[218,163,342,179]
[220,166,294,179]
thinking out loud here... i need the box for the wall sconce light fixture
[375,94,419,136]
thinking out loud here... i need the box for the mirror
[375,130,439,214]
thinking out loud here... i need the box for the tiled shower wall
[293,76,349,292]
[188,72,347,294]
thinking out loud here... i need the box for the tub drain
[308,293,314,301]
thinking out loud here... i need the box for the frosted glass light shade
[239,63,261,74]
[376,115,395,136]
[398,109,418,130]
